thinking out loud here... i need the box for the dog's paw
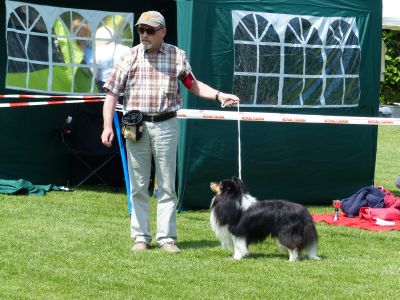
[309,255,321,261]
[233,253,244,260]
[288,249,299,261]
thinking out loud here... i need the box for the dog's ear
[220,180,232,192]
[232,176,247,193]
[232,176,243,185]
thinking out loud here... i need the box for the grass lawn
[0,126,399,299]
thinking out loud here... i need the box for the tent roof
[383,0,400,30]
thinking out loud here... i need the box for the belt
[142,111,177,122]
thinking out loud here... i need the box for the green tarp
[176,0,382,209]
[0,179,60,196]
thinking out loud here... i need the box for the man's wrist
[215,91,221,103]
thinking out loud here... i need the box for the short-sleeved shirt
[103,42,192,114]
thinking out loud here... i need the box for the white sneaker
[131,242,150,252]
[160,242,181,253]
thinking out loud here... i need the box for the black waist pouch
[121,110,143,142]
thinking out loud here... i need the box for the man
[101,11,239,253]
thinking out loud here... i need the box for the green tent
[1,0,382,211]
[176,0,382,209]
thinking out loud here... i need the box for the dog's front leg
[288,248,299,261]
[232,236,249,260]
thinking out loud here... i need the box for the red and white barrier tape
[0,94,105,108]
[0,94,105,99]
[177,109,400,126]
[0,99,104,108]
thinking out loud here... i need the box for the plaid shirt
[104,42,192,114]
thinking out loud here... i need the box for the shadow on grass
[177,239,327,261]
[178,239,221,249]
[247,252,326,261]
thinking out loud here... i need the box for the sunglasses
[137,27,162,35]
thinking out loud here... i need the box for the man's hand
[219,92,240,107]
[101,127,114,147]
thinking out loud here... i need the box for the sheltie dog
[210,177,320,261]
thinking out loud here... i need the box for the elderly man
[101,11,239,253]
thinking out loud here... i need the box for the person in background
[396,175,400,189]
[70,19,92,64]
[101,11,239,254]
[94,26,130,88]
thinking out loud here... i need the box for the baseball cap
[136,11,166,28]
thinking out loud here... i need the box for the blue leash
[113,112,132,214]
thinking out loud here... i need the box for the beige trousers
[126,117,178,246]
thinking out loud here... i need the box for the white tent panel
[383,0,400,30]
[381,0,400,81]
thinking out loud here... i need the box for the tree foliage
[380,29,400,104]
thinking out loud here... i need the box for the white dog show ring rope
[176,109,400,126]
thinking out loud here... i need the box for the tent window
[5,1,133,94]
[232,11,361,108]
[7,5,48,75]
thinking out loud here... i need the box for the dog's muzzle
[210,182,221,194]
